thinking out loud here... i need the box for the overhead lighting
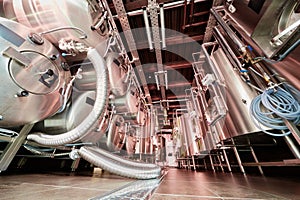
[159,4,166,50]
[143,7,154,51]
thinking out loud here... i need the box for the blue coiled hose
[250,87,300,137]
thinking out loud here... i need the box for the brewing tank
[0,17,70,127]
[210,47,262,139]
[2,0,109,51]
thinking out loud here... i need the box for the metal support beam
[249,146,264,176]
[209,154,215,172]
[191,155,196,170]
[136,35,204,50]
[0,124,34,172]
[222,148,232,172]
[284,135,300,159]
[148,0,167,102]
[232,138,245,174]
[110,0,152,103]
[203,0,223,43]
[144,61,192,72]
[285,119,300,145]
[217,152,224,172]
[114,0,209,15]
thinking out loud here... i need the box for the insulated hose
[27,49,108,145]
[77,146,161,179]
[250,87,300,136]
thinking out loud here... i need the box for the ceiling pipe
[154,71,160,91]
[154,70,168,90]
[148,82,191,90]
[175,108,188,119]
[114,0,209,17]
[159,4,166,50]
[210,6,246,52]
[143,7,154,51]
[110,0,152,103]
[152,94,187,101]
[152,98,188,104]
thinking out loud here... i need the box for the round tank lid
[9,50,60,95]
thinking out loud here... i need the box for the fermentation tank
[0,0,161,179]
[0,17,70,127]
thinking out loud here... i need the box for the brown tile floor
[152,168,300,200]
[0,168,300,199]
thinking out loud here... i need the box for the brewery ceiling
[107,0,218,128]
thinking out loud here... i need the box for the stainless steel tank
[2,0,109,52]
[107,115,126,151]
[106,53,129,97]
[206,45,262,139]
[176,114,200,156]
[0,17,70,127]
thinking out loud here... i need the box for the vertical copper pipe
[182,0,187,31]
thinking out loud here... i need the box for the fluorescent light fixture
[143,7,153,51]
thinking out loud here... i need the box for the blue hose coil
[250,87,300,137]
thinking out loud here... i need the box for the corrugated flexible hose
[27,49,108,146]
[78,146,161,179]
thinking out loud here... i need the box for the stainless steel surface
[251,0,300,58]
[227,0,300,91]
[106,53,128,97]
[178,113,201,156]
[210,6,246,52]
[111,86,139,114]
[201,43,227,126]
[211,48,261,138]
[27,49,108,146]
[107,115,126,151]
[3,0,109,51]
[0,0,299,181]
[0,18,69,127]
[3,46,31,67]
[111,0,151,103]
[126,132,137,155]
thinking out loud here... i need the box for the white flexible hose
[27,49,108,145]
[78,146,161,179]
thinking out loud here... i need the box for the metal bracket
[0,124,34,172]
[111,0,152,103]
[2,47,31,67]
[154,70,168,90]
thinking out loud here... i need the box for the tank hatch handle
[2,47,31,67]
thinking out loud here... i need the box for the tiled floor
[152,169,300,200]
[0,170,133,200]
[0,168,300,199]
